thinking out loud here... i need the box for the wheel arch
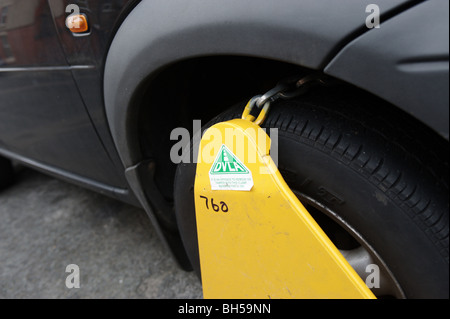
[102,0,448,269]
[104,0,423,169]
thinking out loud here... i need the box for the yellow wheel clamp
[193,77,376,299]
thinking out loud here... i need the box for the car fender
[325,0,449,140]
[104,0,415,168]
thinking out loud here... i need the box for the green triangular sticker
[209,145,250,175]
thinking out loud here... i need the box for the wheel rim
[294,191,406,299]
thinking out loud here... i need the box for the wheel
[174,85,449,299]
[0,156,14,190]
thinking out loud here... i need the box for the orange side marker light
[66,14,88,33]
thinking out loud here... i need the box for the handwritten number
[200,195,208,209]
[220,201,228,212]
[200,196,228,213]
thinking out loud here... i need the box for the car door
[0,0,128,193]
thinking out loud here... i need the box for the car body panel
[103,0,414,169]
[0,0,138,203]
[0,0,66,67]
[47,0,141,190]
[325,0,450,140]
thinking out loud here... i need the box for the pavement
[0,166,203,299]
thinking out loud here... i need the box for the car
[0,0,448,299]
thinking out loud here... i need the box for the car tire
[0,156,14,190]
[174,86,449,299]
